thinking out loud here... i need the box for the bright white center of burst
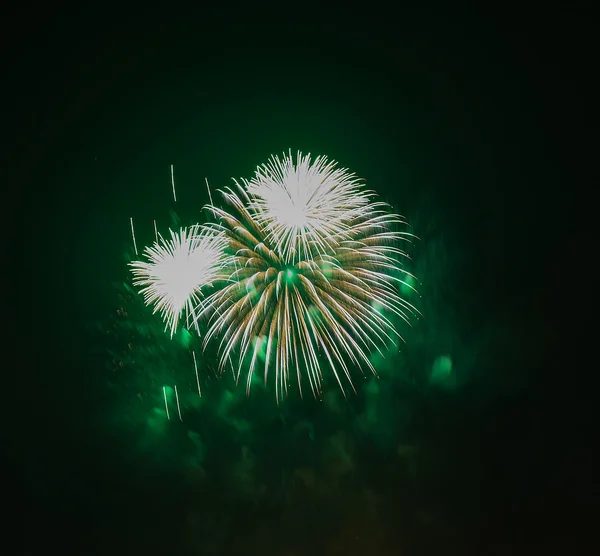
[266,189,310,229]
[130,226,228,336]
[154,249,205,312]
[244,152,373,263]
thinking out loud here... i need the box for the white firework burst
[129,225,229,337]
[239,151,377,264]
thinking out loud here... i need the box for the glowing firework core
[284,266,297,283]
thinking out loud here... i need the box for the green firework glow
[128,151,420,402]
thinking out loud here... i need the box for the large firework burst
[199,153,419,401]
[129,225,230,337]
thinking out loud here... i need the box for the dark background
[16,13,585,555]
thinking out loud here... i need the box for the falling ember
[162,386,170,420]
[205,177,214,206]
[174,384,183,421]
[193,351,201,397]
[130,217,138,256]
[170,164,177,202]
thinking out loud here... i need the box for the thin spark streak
[192,351,201,397]
[174,384,183,421]
[171,164,177,202]
[154,219,158,243]
[163,386,170,420]
[205,177,214,206]
[130,217,138,255]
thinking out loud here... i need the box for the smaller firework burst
[129,225,230,337]
[239,151,375,264]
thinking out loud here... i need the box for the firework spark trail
[174,385,183,421]
[205,177,214,206]
[130,217,138,255]
[170,164,177,202]
[163,386,170,420]
[192,351,201,397]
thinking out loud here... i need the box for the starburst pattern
[240,151,376,264]
[200,182,420,401]
[129,225,229,337]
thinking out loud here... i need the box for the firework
[129,224,229,337]
[200,174,420,401]
[239,151,376,264]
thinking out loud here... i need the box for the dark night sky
[17,13,586,555]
